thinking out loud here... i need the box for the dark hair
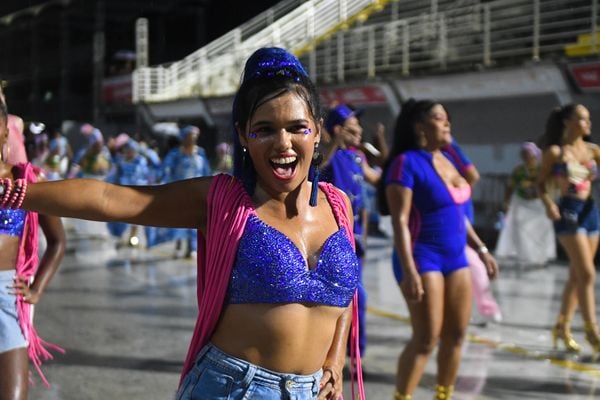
[377,98,440,215]
[231,48,321,194]
[540,103,581,149]
[0,101,7,122]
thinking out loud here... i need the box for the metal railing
[133,0,388,102]
[301,0,599,83]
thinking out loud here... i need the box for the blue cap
[179,125,200,140]
[325,104,362,133]
[123,139,140,152]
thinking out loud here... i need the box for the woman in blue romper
[322,103,382,356]
[380,99,498,400]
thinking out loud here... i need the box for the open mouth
[270,156,298,180]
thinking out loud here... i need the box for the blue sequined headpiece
[242,47,308,83]
[233,47,311,196]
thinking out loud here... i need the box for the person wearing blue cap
[161,125,211,258]
[322,104,381,358]
[105,138,152,247]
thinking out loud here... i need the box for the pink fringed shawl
[180,174,364,399]
[13,163,65,387]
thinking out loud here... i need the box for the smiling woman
[241,94,317,186]
[0,48,365,400]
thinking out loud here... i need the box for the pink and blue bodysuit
[386,149,471,282]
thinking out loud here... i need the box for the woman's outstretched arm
[21,176,212,230]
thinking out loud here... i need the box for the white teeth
[271,156,297,164]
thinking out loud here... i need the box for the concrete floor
[28,218,600,399]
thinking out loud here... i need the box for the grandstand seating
[133,0,599,102]
[301,0,598,84]
[133,0,389,102]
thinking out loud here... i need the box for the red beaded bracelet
[12,179,27,209]
[0,178,13,208]
[7,180,22,209]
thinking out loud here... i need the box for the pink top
[180,174,364,399]
[447,184,472,205]
[13,163,64,387]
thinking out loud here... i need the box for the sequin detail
[227,214,359,307]
[0,208,26,237]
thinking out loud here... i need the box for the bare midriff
[211,302,346,374]
[0,234,19,271]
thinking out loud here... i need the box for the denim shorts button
[285,380,294,389]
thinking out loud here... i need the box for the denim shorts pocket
[175,367,200,400]
[188,363,235,400]
[0,293,15,308]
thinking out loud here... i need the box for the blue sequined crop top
[227,214,360,307]
[0,208,26,237]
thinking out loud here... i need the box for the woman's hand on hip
[9,276,40,304]
[318,365,343,399]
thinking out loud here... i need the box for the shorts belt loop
[241,362,256,389]
[192,343,212,365]
[313,370,323,395]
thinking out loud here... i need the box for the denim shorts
[176,343,323,400]
[0,270,28,353]
[554,197,599,236]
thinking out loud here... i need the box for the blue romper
[386,150,470,282]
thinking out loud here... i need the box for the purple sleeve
[443,141,473,174]
[385,153,414,189]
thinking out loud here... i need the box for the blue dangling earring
[309,142,322,207]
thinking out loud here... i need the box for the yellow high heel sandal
[434,385,454,400]
[552,317,582,353]
[584,322,600,357]
[393,390,412,400]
